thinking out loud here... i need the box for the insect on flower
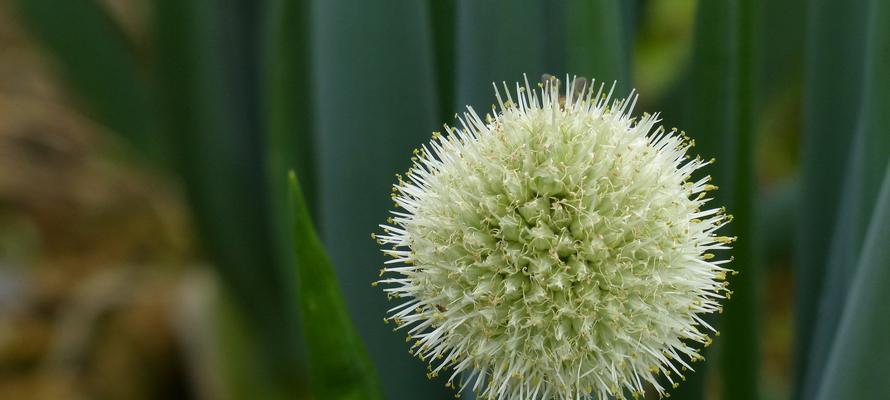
[375,75,734,400]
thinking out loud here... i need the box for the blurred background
[0,0,887,399]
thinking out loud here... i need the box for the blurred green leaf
[312,2,448,397]
[13,0,157,156]
[678,1,759,399]
[455,0,562,110]
[153,0,302,393]
[265,0,316,218]
[815,163,890,399]
[289,172,384,400]
[794,0,869,394]
[686,0,738,165]
[802,0,890,396]
[261,0,314,375]
[719,2,758,399]
[620,0,640,54]
[758,0,806,99]
[455,0,631,112]
[566,0,630,92]
[216,292,298,400]
[428,0,456,119]
[757,178,798,263]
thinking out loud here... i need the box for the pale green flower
[375,76,733,400]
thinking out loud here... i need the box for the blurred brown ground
[0,2,202,398]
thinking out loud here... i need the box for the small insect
[435,304,448,312]
[541,74,589,107]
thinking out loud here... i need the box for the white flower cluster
[375,76,734,400]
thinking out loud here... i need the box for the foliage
[12,0,888,398]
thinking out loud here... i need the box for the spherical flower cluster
[374,76,734,400]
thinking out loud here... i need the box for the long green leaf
[814,163,890,399]
[455,0,630,115]
[802,0,890,395]
[265,0,316,218]
[758,0,806,99]
[720,2,758,398]
[153,0,302,393]
[675,2,727,399]
[455,0,561,110]
[620,0,639,57]
[215,293,300,400]
[757,178,798,263]
[289,172,383,400]
[261,0,314,377]
[13,0,157,157]
[565,0,630,92]
[679,1,759,399]
[428,0,457,120]
[793,0,869,394]
[312,2,447,397]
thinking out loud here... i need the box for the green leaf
[289,172,384,400]
[620,0,639,54]
[758,0,806,99]
[428,0,457,120]
[757,178,798,263]
[814,163,890,399]
[566,0,631,92]
[152,0,303,392]
[215,292,298,400]
[686,0,738,166]
[312,1,448,397]
[678,1,759,399]
[261,0,314,375]
[264,0,316,219]
[455,0,562,110]
[793,0,869,394]
[802,0,890,396]
[12,0,157,157]
[454,0,631,111]
[719,2,759,398]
